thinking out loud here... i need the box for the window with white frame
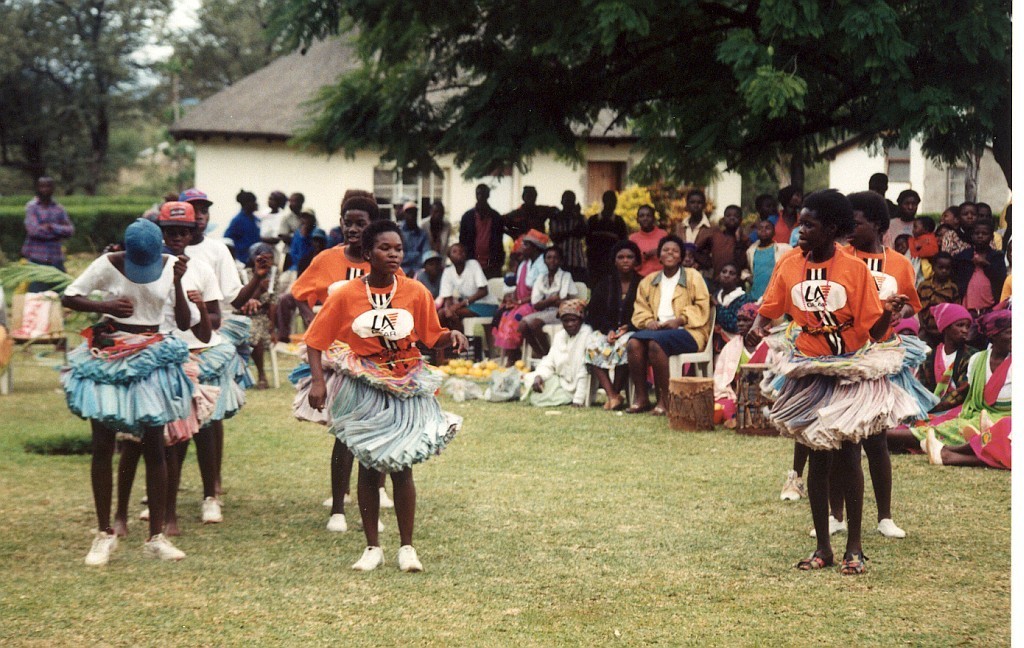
[372,166,447,221]
[885,145,911,183]
[947,167,966,206]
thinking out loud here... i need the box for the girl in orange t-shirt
[824,192,938,541]
[748,190,906,576]
[305,219,468,573]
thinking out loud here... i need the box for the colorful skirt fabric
[966,412,1011,470]
[164,357,221,445]
[219,315,255,390]
[761,331,932,451]
[290,342,348,425]
[584,330,632,369]
[326,348,461,473]
[493,303,535,350]
[61,333,194,438]
[195,339,248,421]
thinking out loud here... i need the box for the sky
[136,0,201,64]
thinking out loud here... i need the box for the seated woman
[585,240,642,410]
[712,262,754,354]
[713,302,770,424]
[493,230,548,365]
[626,234,711,416]
[902,309,1011,455]
[520,246,579,358]
[437,242,498,333]
[918,303,979,412]
[528,300,593,407]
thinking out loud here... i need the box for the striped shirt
[548,210,587,271]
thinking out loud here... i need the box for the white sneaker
[379,487,394,509]
[201,497,223,524]
[779,470,805,501]
[352,546,384,571]
[326,513,348,533]
[85,531,118,566]
[138,507,150,521]
[877,518,907,538]
[809,515,848,537]
[397,545,423,572]
[143,533,186,561]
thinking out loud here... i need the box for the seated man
[528,300,592,407]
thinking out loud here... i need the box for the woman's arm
[187,290,213,343]
[307,348,328,411]
[62,294,134,318]
[172,256,192,331]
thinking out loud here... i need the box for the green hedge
[0,194,157,207]
[1,203,154,260]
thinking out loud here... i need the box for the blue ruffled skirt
[219,315,255,390]
[195,339,248,421]
[61,335,193,437]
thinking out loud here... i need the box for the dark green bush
[24,434,92,455]
[1,201,154,260]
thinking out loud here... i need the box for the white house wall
[829,139,1010,215]
[194,138,742,238]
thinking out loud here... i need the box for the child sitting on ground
[918,303,978,413]
[528,299,593,407]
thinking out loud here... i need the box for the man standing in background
[22,176,74,291]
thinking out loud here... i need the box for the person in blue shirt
[224,190,261,264]
[399,201,430,277]
[288,209,319,272]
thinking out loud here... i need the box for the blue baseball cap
[179,187,212,206]
[124,219,165,284]
[311,227,327,241]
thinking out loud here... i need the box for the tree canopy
[268,0,1011,187]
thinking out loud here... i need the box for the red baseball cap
[158,201,197,227]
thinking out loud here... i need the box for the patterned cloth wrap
[163,357,221,445]
[61,331,194,437]
[219,315,255,389]
[290,342,348,425]
[761,324,938,450]
[584,329,633,369]
[325,346,460,473]
[194,338,248,421]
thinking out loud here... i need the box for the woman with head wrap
[713,302,772,424]
[528,299,593,407]
[908,308,1012,454]
[924,309,1012,469]
[918,304,979,410]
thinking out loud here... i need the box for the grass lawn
[0,352,1010,646]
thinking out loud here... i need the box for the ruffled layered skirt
[61,333,194,438]
[762,332,937,450]
[219,315,255,390]
[195,338,248,421]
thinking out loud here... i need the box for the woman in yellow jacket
[626,234,711,415]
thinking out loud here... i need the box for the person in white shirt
[438,243,498,329]
[529,300,593,407]
[520,246,579,358]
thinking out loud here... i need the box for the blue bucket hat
[124,218,165,284]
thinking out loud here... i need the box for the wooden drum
[666,377,714,431]
[735,363,778,436]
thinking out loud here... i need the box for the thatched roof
[170,37,635,143]
[170,39,359,141]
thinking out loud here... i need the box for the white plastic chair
[460,277,505,358]
[668,309,716,378]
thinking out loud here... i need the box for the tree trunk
[991,99,1011,190]
[964,148,982,203]
[789,148,805,193]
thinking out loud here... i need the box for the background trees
[267,0,1011,190]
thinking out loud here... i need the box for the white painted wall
[828,145,884,196]
[194,138,743,239]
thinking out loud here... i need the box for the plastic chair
[667,309,716,378]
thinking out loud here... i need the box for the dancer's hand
[884,294,909,315]
[449,330,469,353]
[186,290,205,306]
[308,379,327,411]
[173,255,189,282]
[105,297,134,318]
[745,325,768,349]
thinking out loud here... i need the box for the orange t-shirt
[909,233,939,259]
[629,228,668,276]
[841,245,922,314]
[759,247,883,357]
[290,246,405,307]
[304,275,448,357]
